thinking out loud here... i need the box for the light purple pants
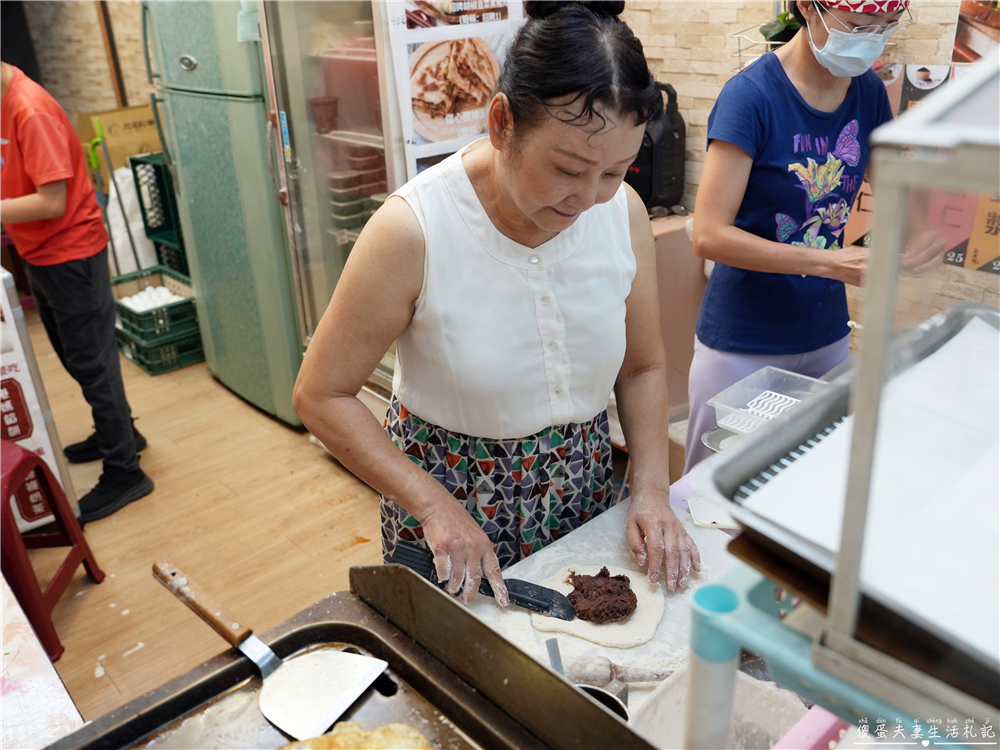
[683,334,850,474]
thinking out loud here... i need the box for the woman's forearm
[693,140,865,285]
[296,388,509,600]
[695,221,838,277]
[294,391,447,522]
[614,364,673,496]
[694,221,868,287]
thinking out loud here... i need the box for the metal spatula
[389,540,576,620]
[152,558,387,740]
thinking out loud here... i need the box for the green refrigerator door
[146,0,263,97]
[159,89,301,425]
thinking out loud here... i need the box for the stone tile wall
[22,1,118,121]
[107,1,158,110]
[621,1,773,209]
[22,0,153,123]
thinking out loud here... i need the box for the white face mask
[806,9,889,78]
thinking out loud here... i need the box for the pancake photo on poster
[409,36,501,143]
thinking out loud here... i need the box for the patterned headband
[816,0,909,12]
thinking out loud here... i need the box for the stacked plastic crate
[129,153,188,276]
[111,154,204,375]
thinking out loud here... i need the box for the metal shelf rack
[730,1,788,72]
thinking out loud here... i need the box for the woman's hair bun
[524,1,626,21]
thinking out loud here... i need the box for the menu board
[1,269,70,531]
[387,0,524,179]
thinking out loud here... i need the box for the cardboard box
[75,104,162,192]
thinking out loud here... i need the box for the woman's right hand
[419,497,509,607]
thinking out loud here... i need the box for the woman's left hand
[624,490,701,591]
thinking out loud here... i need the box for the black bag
[624,83,686,211]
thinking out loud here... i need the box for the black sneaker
[78,469,154,524]
[64,427,147,464]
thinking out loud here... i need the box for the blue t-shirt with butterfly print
[696,52,893,355]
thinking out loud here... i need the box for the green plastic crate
[130,153,184,250]
[154,242,189,277]
[115,326,204,375]
[111,265,198,342]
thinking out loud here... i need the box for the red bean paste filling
[566,567,638,624]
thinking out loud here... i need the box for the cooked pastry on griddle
[278,720,432,749]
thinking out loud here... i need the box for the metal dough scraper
[152,558,386,740]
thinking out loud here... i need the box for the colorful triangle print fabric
[380,395,615,570]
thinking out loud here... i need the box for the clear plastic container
[329,196,371,214]
[328,170,362,189]
[346,153,384,171]
[707,366,828,435]
[331,208,373,229]
[354,167,386,184]
[328,181,387,201]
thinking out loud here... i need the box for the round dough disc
[531,565,664,648]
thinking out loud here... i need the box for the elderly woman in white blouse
[293,1,699,606]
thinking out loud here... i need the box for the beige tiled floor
[22,308,382,720]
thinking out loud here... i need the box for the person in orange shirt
[1,60,153,523]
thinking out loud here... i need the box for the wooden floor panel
[21,309,383,721]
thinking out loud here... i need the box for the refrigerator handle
[266,114,288,207]
[150,93,178,195]
[141,1,160,85]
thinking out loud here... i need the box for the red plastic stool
[1,440,104,661]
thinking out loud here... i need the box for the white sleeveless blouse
[391,143,636,440]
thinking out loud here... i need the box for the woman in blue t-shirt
[685,0,944,472]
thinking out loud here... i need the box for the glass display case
[261,1,404,412]
[262,1,403,345]
[817,49,999,724]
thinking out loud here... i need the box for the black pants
[25,248,138,473]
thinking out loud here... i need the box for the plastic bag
[105,166,158,276]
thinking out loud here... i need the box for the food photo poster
[387,0,524,179]
[951,0,1000,64]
